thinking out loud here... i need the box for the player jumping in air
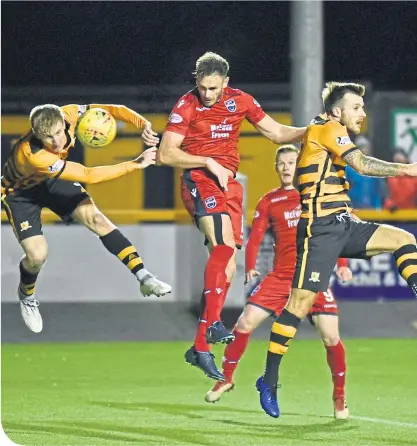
[257,82,417,418]
[157,52,306,380]
[2,103,171,333]
[205,145,351,419]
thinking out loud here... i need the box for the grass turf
[2,339,417,446]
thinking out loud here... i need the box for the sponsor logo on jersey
[224,99,236,112]
[48,159,65,173]
[271,196,288,203]
[210,122,233,139]
[336,136,352,146]
[205,196,217,209]
[77,105,88,116]
[169,113,183,124]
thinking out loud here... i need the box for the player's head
[275,145,299,188]
[30,104,67,152]
[194,52,229,107]
[322,82,366,134]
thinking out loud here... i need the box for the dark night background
[2,1,417,89]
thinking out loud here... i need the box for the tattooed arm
[344,149,417,177]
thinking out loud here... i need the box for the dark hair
[193,52,229,79]
[322,82,365,115]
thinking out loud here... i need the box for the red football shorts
[247,272,339,318]
[181,168,244,247]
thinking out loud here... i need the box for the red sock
[325,341,346,399]
[215,281,231,321]
[222,326,251,381]
[203,245,234,326]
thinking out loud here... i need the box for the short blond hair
[30,104,64,136]
[275,144,299,163]
[322,82,365,115]
[193,52,229,79]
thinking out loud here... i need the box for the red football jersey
[165,86,266,173]
[246,187,348,277]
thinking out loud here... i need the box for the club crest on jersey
[205,196,217,209]
[224,99,236,113]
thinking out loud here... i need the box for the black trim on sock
[398,259,417,276]
[394,244,417,260]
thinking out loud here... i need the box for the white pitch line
[352,415,417,428]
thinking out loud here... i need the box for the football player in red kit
[157,52,307,380]
[205,145,351,420]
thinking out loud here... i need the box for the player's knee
[25,247,48,269]
[236,314,255,333]
[321,334,340,347]
[402,231,416,246]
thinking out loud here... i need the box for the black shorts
[292,212,379,292]
[2,179,89,242]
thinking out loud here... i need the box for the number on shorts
[323,289,334,302]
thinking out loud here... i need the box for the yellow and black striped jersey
[295,116,358,218]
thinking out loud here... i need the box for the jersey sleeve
[89,104,147,129]
[60,105,83,127]
[245,196,270,272]
[58,160,137,184]
[26,147,136,183]
[165,95,194,136]
[244,93,266,125]
[320,121,358,159]
[337,258,349,268]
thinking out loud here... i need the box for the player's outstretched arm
[35,148,157,185]
[253,115,306,144]
[344,149,417,177]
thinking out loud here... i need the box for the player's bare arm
[158,131,232,190]
[253,115,306,144]
[344,149,417,177]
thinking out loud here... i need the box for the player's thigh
[2,191,43,243]
[286,287,317,316]
[71,198,115,235]
[365,224,416,257]
[237,304,270,332]
[292,216,343,293]
[44,179,90,225]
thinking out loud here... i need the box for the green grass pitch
[2,339,417,446]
